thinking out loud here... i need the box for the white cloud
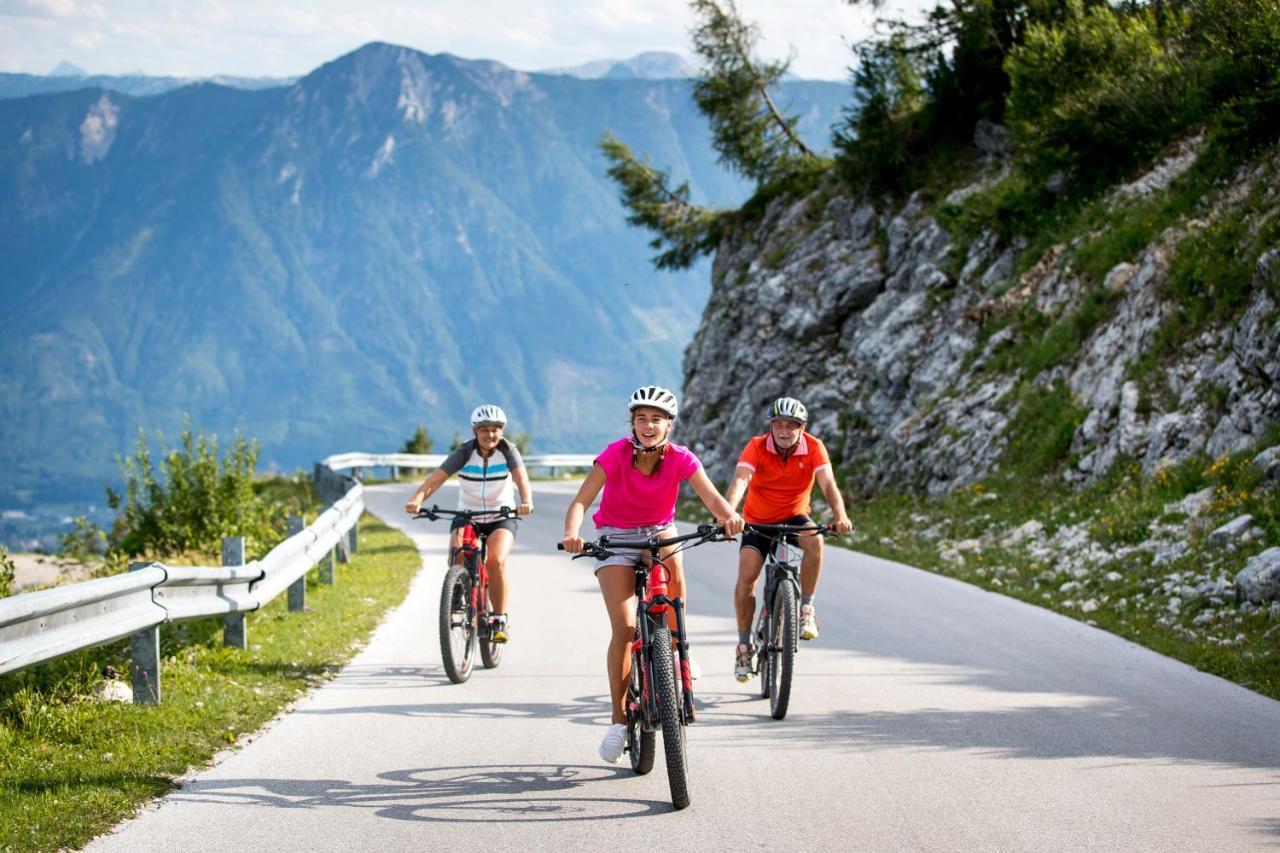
[0,0,936,80]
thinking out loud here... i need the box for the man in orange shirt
[723,397,853,681]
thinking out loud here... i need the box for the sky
[0,0,931,82]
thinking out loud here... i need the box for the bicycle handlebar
[743,522,831,536]
[557,523,730,561]
[414,505,518,522]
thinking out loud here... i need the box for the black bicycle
[745,523,829,720]
[414,505,517,684]
[559,524,729,811]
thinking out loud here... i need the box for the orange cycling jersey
[736,432,831,524]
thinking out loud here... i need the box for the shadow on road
[170,764,672,821]
[691,682,1280,772]
[298,694,614,727]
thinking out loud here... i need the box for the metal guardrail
[0,462,364,702]
[0,448,593,702]
[321,451,596,472]
[0,567,168,675]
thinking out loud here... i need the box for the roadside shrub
[0,546,14,597]
[1005,0,1193,186]
[59,516,107,563]
[105,420,282,560]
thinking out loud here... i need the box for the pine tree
[600,0,823,270]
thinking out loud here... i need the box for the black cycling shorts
[450,515,519,537]
[740,514,814,556]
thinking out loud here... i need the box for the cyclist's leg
[597,564,638,725]
[797,516,823,597]
[735,545,766,632]
[447,517,466,566]
[484,527,514,614]
[658,540,684,633]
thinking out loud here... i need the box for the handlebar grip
[556,543,566,551]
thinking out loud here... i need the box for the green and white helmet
[628,385,678,418]
[470,404,507,427]
[767,397,808,424]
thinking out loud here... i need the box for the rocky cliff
[681,133,1280,493]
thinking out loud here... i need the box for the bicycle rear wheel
[439,564,477,683]
[768,581,797,720]
[628,642,655,775]
[650,625,690,809]
[479,588,503,670]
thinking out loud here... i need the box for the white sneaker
[734,643,754,682]
[599,723,626,764]
[687,656,702,680]
[800,604,819,641]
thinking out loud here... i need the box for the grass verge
[0,512,420,852]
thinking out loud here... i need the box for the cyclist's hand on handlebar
[561,532,585,554]
[718,512,745,537]
[831,516,853,535]
[405,496,423,515]
[518,499,534,517]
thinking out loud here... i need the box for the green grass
[0,513,420,852]
[843,446,1280,701]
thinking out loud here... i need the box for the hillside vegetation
[617,1,1280,695]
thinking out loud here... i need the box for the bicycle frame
[627,555,696,728]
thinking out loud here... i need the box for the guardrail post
[319,546,336,585]
[287,515,307,612]
[128,561,161,705]
[347,519,359,556]
[222,537,248,648]
[390,465,398,481]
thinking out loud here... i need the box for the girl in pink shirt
[562,385,742,764]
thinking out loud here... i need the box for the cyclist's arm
[562,463,606,553]
[723,463,753,512]
[688,467,744,536]
[405,468,450,514]
[512,464,534,516]
[814,466,853,534]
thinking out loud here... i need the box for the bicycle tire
[628,644,655,775]
[651,625,690,809]
[757,606,771,700]
[769,581,796,720]
[479,587,503,670]
[439,563,476,684]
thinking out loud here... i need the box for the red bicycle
[559,524,728,810]
[415,505,516,684]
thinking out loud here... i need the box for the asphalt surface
[89,480,1280,851]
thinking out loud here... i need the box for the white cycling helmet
[628,385,678,418]
[767,397,808,424]
[470,404,507,427]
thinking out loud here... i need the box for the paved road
[91,480,1280,851]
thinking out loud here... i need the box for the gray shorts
[592,523,679,575]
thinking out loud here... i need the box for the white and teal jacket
[440,438,524,512]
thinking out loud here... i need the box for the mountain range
[0,41,849,517]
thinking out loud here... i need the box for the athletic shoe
[734,643,755,682]
[490,613,509,644]
[687,656,702,680]
[599,723,627,764]
[800,604,819,641]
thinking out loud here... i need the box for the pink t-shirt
[592,438,702,528]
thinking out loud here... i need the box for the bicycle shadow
[298,694,616,727]
[170,763,672,821]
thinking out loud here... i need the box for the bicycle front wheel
[650,625,690,810]
[439,564,477,684]
[768,581,797,720]
[628,641,655,775]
